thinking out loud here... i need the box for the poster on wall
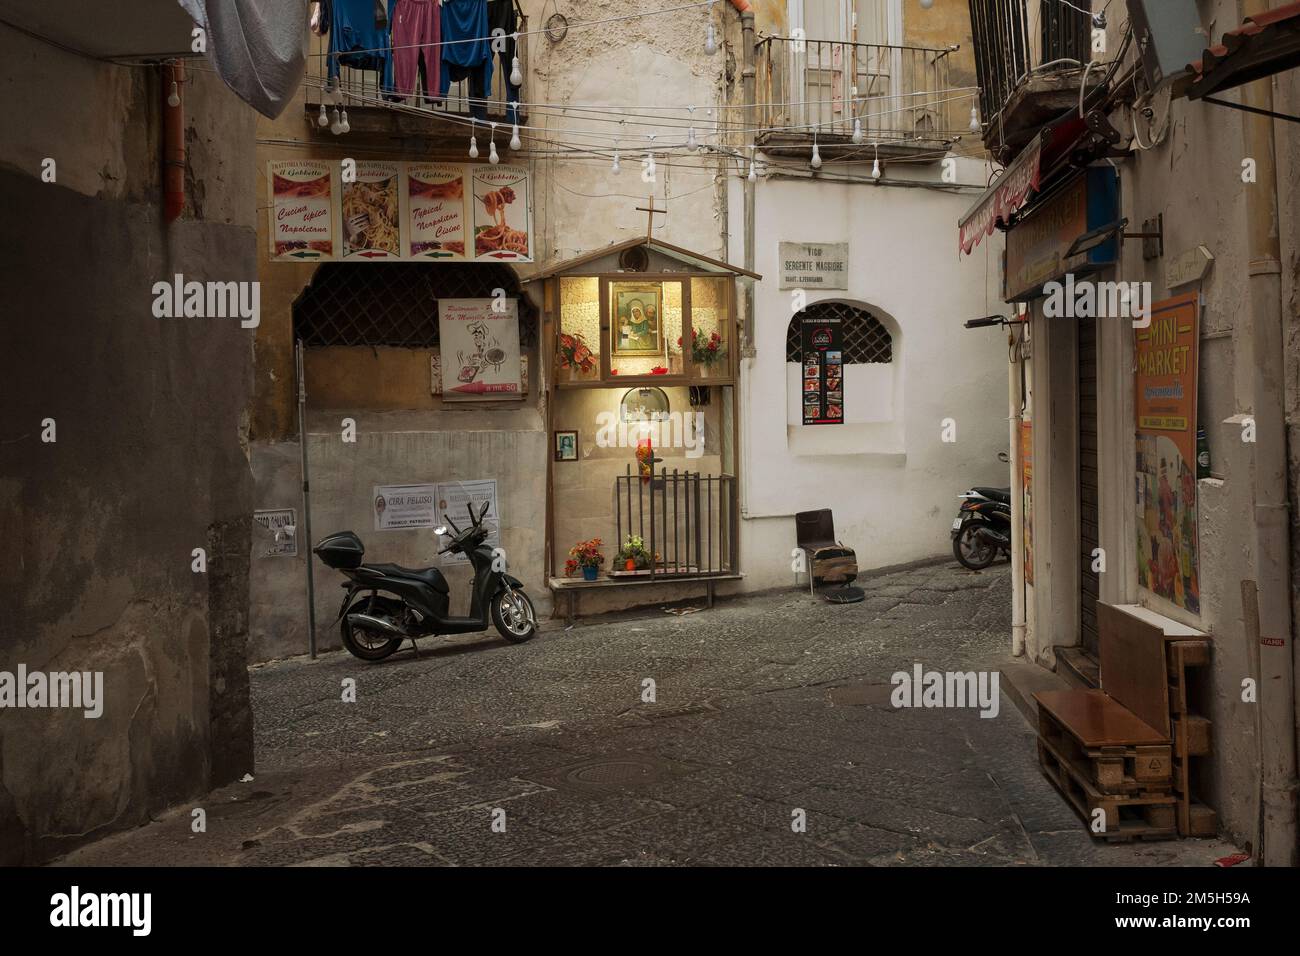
[341,161,402,260]
[435,479,500,566]
[438,298,523,400]
[269,160,337,260]
[1134,292,1200,613]
[800,316,844,425]
[406,163,467,260]
[1020,422,1033,586]
[373,484,438,531]
[253,508,297,557]
[470,165,532,261]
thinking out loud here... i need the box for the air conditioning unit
[1126,0,1206,95]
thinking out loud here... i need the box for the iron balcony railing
[968,0,1093,128]
[306,11,528,123]
[615,463,738,578]
[756,36,957,146]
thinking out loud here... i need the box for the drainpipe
[1239,0,1297,868]
[1009,321,1026,657]
[739,8,757,518]
[162,61,185,223]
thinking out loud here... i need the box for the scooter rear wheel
[492,589,537,644]
[341,597,406,662]
[953,522,998,571]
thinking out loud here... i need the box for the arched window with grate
[786,301,892,364]
[293,262,537,348]
[784,300,899,431]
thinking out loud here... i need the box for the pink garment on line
[391,0,441,100]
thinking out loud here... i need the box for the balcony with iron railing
[968,0,1101,161]
[755,35,959,159]
[304,9,528,136]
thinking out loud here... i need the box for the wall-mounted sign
[779,242,849,289]
[435,479,500,566]
[1134,292,1200,614]
[406,164,467,260]
[373,484,438,531]
[438,298,523,401]
[341,161,402,260]
[800,317,843,425]
[253,508,298,557]
[269,160,337,260]
[1004,166,1119,302]
[1165,245,1214,289]
[267,160,532,263]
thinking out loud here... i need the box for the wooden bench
[548,573,744,625]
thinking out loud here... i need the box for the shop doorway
[1077,315,1099,658]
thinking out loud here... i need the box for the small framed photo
[554,429,579,462]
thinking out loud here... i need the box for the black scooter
[951,453,1013,570]
[314,501,537,661]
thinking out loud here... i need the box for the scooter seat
[362,563,449,593]
[972,487,1012,503]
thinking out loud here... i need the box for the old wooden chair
[794,509,858,596]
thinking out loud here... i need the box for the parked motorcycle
[951,454,1013,570]
[314,500,537,661]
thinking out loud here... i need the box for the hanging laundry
[391,0,441,101]
[440,0,493,121]
[488,0,520,108]
[311,2,331,37]
[328,0,394,92]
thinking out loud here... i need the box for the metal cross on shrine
[635,194,667,240]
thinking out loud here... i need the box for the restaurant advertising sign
[800,316,844,425]
[266,161,532,262]
[1134,292,1200,614]
[438,298,523,401]
[269,160,337,261]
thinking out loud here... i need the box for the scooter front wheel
[953,522,998,571]
[492,588,537,644]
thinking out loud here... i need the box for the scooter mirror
[479,499,490,521]
[997,451,1010,463]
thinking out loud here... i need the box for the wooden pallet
[1038,737,1177,842]
[1167,639,1218,837]
[1035,689,1172,794]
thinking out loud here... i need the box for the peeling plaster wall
[0,30,256,863]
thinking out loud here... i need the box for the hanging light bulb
[871,152,881,180]
[852,117,864,145]
[317,102,329,127]
[810,138,822,170]
[969,103,981,133]
[469,128,479,159]
[510,33,524,86]
[330,106,343,135]
[488,124,500,164]
[167,80,180,108]
[646,150,656,178]
[510,121,522,151]
[747,147,757,182]
[611,151,621,174]
[704,3,718,56]
[339,109,350,134]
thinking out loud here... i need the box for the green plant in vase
[614,533,658,572]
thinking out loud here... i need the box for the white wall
[739,157,1008,589]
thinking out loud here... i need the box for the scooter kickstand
[408,636,420,659]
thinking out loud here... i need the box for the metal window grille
[786,302,893,364]
[293,263,537,348]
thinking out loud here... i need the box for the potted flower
[683,328,726,378]
[565,538,605,581]
[557,332,596,382]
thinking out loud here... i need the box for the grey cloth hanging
[179,0,310,119]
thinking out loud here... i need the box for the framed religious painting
[610,282,664,356]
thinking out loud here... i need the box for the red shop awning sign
[958,136,1044,256]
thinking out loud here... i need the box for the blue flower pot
[582,565,598,581]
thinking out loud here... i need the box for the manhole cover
[539,753,687,794]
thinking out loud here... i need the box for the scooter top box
[315,531,364,569]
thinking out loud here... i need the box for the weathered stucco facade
[1,22,257,862]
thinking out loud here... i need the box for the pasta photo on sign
[341,161,402,260]
[472,165,531,261]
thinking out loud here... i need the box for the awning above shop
[528,236,761,283]
[1188,2,1300,99]
[957,115,1088,256]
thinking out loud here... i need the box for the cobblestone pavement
[61,561,1238,866]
